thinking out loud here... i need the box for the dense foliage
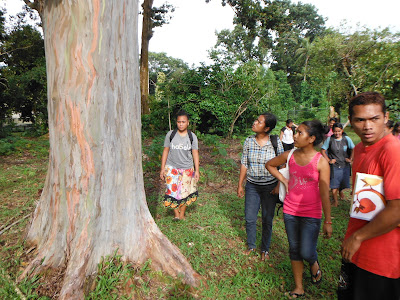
[1,1,400,139]
[0,7,46,137]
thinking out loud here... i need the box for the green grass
[0,132,354,299]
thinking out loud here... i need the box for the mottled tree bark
[20,1,199,298]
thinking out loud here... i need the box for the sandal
[244,248,255,255]
[261,251,270,261]
[288,291,305,298]
[173,217,180,221]
[310,261,322,285]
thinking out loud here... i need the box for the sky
[3,0,400,66]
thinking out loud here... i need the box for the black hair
[329,117,338,123]
[301,120,328,146]
[332,122,343,130]
[260,112,277,134]
[176,109,189,120]
[394,122,400,135]
[286,119,293,125]
[386,120,394,130]
[349,92,386,119]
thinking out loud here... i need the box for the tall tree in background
[210,0,325,66]
[307,27,400,113]
[140,0,174,114]
[1,24,46,125]
[0,7,46,134]
[295,37,313,82]
[20,1,199,298]
[0,8,9,132]
[148,51,188,94]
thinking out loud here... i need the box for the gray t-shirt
[164,130,199,169]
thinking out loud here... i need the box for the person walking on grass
[321,123,355,207]
[280,119,298,151]
[266,120,332,299]
[338,92,400,300]
[160,110,200,221]
[237,112,284,261]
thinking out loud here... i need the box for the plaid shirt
[241,135,284,185]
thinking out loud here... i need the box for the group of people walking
[159,92,400,299]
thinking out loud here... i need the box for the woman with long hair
[266,120,332,298]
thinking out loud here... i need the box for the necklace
[334,139,342,154]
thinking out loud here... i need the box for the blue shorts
[330,165,351,190]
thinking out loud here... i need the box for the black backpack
[270,134,284,215]
[169,129,194,153]
[328,136,352,159]
[270,135,279,156]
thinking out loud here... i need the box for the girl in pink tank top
[266,120,332,298]
[283,151,323,218]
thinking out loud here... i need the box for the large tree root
[19,224,201,299]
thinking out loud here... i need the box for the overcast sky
[3,0,400,66]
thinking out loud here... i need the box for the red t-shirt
[345,134,400,278]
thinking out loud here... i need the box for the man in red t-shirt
[338,92,400,299]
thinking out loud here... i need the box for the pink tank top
[283,152,322,219]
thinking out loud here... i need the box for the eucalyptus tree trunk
[21,1,199,298]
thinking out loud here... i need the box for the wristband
[324,221,332,224]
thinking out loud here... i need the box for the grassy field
[0,130,360,299]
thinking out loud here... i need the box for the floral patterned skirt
[163,165,198,209]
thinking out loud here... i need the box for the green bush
[0,137,17,156]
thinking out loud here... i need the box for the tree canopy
[2,1,400,139]
[0,7,46,136]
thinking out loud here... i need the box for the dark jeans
[283,213,321,264]
[244,181,278,252]
[337,261,400,300]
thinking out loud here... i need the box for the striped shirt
[241,135,284,185]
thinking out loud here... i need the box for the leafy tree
[148,52,189,94]
[307,27,400,113]
[0,9,46,135]
[211,25,267,65]
[210,0,325,66]
[154,59,291,137]
[274,70,295,112]
[1,24,46,124]
[295,37,313,82]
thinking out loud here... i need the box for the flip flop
[244,248,255,255]
[173,217,180,221]
[261,251,270,261]
[311,263,322,285]
[288,291,305,298]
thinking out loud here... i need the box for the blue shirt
[241,135,284,185]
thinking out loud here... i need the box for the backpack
[270,135,279,156]
[270,134,284,213]
[328,136,352,159]
[169,129,194,153]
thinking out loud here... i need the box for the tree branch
[0,214,31,236]
[0,45,34,57]
[22,0,44,14]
